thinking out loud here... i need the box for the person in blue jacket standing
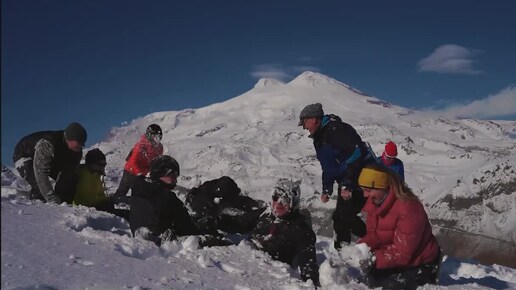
[381,141,405,181]
[298,103,375,249]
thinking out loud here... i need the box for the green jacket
[73,165,109,207]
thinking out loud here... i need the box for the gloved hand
[45,191,61,204]
[359,252,376,273]
[111,195,131,205]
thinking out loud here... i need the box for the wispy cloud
[250,63,321,81]
[250,64,291,80]
[418,44,482,75]
[425,86,516,119]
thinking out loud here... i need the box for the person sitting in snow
[114,124,164,199]
[129,155,197,245]
[380,141,404,181]
[356,164,441,290]
[73,149,129,219]
[186,176,267,235]
[249,179,320,286]
[12,122,87,203]
[129,155,231,247]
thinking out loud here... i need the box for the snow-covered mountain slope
[94,71,514,243]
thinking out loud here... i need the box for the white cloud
[428,86,516,119]
[250,63,321,81]
[418,44,482,75]
[250,64,291,81]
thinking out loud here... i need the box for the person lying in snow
[72,149,129,219]
[129,155,230,247]
[248,179,320,287]
[185,176,267,235]
[356,164,441,290]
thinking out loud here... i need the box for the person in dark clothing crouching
[129,155,231,248]
[129,155,198,246]
[186,176,267,235]
[13,122,87,203]
[249,179,320,287]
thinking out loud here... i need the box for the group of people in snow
[13,102,440,289]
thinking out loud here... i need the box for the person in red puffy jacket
[114,124,164,198]
[357,164,441,290]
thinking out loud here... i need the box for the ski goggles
[272,187,291,205]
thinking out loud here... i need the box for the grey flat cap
[298,103,324,126]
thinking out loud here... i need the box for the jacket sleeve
[296,227,320,286]
[317,144,345,194]
[33,139,60,202]
[357,203,382,249]
[374,204,426,269]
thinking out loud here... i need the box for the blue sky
[2,0,516,166]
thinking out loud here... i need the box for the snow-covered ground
[2,187,515,290]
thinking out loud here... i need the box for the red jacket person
[357,164,440,290]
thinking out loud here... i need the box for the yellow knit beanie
[358,168,389,189]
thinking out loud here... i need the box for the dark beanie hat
[298,103,324,126]
[85,148,106,164]
[64,122,87,146]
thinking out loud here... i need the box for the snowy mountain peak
[288,71,370,97]
[288,71,340,87]
[253,78,285,88]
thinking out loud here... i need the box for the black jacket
[250,212,320,286]
[312,114,370,194]
[13,130,82,180]
[186,176,266,234]
[129,177,198,239]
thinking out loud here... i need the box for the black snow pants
[114,170,139,197]
[332,185,366,249]
[366,249,441,290]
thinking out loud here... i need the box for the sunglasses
[272,189,291,205]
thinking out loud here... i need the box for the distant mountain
[90,71,516,244]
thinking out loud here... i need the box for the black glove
[359,252,375,273]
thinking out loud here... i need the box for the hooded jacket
[250,212,319,285]
[358,189,439,269]
[124,135,163,176]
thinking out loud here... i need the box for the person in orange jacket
[357,164,440,289]
[114,124,164,198]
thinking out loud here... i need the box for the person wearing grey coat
[13,122,87,204]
